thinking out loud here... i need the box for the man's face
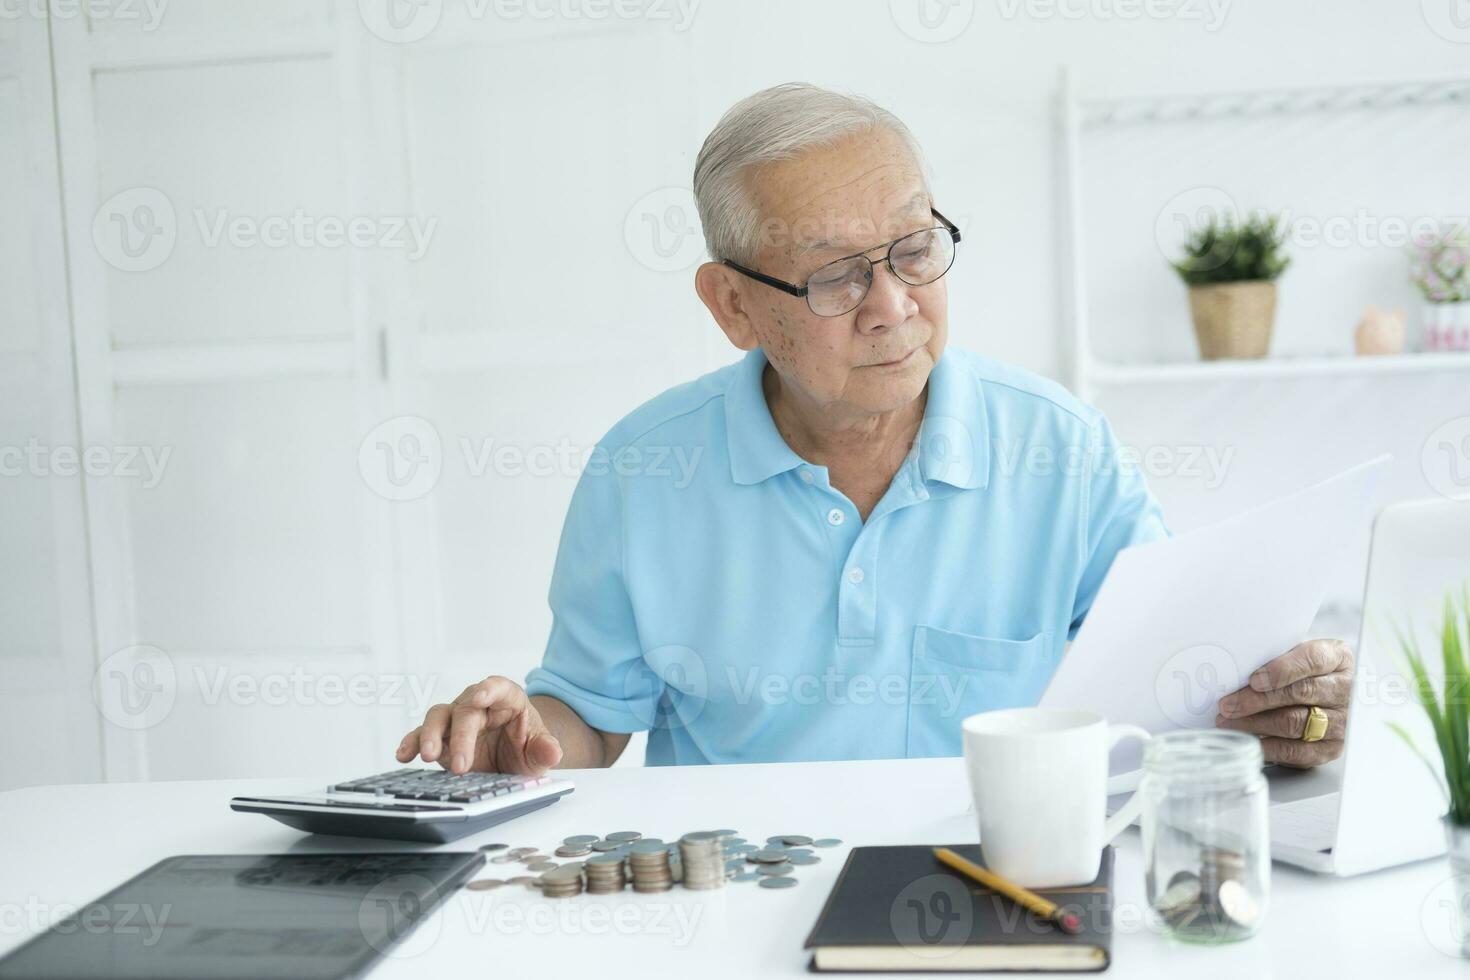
[741,127,948,418]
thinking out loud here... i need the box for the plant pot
[1422,302,1470,353]
[1443,817,1470,957]
[1188,281,1277,360]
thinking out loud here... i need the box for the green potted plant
[1171,212,1291,360]
[1389,588,1470,957]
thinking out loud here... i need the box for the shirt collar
[911,345,991,490]
[726,348,807,485]
[724,345,990,490]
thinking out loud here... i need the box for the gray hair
[692,82,930,265]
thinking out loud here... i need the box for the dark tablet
[0,852,484,979]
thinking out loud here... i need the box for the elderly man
[397,83,1352,775]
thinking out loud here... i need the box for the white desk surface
[0,756,1462,977]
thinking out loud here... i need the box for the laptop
[1105,495,1467,874]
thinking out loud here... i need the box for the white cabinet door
[50,0,411,782]
[375,15,705,767]
[0,10,100,791]
[40,1,709,781]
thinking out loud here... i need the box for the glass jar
[1140,730,1269,943]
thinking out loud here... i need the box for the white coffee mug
[962,707,1151,888]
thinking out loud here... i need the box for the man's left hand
[1215,638,1354,768]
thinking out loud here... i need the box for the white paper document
[1039,456,1389,772]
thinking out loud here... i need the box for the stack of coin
[1151,869,1204,931]
[1198,847,1245,910]
[678,831,726,890]
[584,854,627,894]
[1152,847,1259,937]
[628,841,674,892]
[539,864,584,898]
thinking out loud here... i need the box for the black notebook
[804,844,1113,973]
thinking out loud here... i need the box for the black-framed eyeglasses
[722,207,961,317]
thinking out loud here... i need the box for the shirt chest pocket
[906,625,1055,758]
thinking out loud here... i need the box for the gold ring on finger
[1301,705,1329,743]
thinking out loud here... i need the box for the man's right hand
[396,676,564,775]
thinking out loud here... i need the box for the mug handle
[1102,724,1152,844]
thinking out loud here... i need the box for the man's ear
[695,262,759,351]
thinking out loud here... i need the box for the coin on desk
[748,849,790,864]
[758,876,799,889]
[466,879,504,891]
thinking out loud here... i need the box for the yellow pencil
[932,847,1083,935]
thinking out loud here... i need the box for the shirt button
[826,508,845,526]
[799,469,815,485]
[847,567,865,585]
[915,485,930,501]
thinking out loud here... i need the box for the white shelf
[1078,76,1470,127]
[1089,351,1470,385]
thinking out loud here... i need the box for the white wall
[2,0,1467,788]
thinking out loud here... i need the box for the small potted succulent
[1171,212,1291,360]
[1409,230,1470,352]
[1390,588,1470,956]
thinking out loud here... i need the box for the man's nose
[854,261,919,331]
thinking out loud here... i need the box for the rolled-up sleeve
[1067,415,1171,640]
[524,449,662,733]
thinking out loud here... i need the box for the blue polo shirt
[524,345,1168,765]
